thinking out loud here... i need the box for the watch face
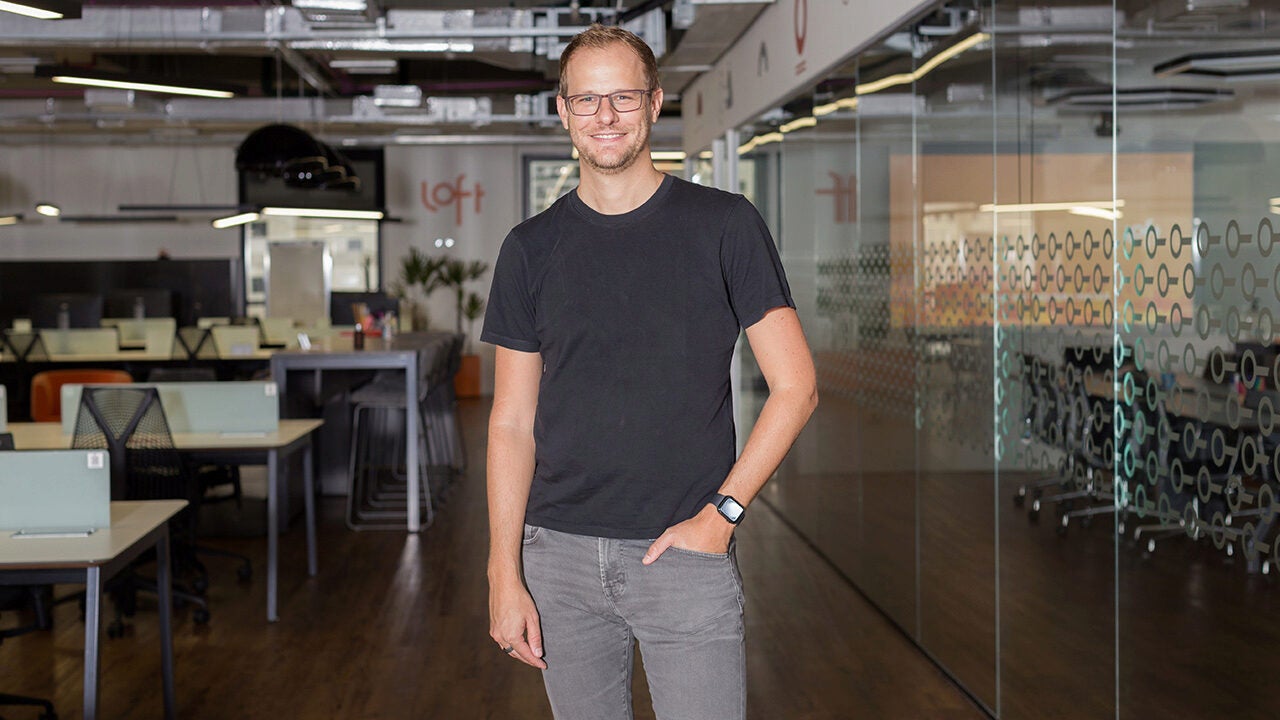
[719,496,745,523]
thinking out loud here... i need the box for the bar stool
[345,334,465,530]
[346,371,435,530]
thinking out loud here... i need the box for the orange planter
[454,353,482,398]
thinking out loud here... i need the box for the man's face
[557,43,663,176]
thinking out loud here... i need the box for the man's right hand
[489,581,547,669]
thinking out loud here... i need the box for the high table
[0,499,185,720]
[270,332,456,533]
[8,418,324,622]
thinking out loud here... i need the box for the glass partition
[735,1,1280,717]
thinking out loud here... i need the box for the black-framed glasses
[562,89,652,116]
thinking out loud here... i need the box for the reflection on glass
[736,1,1280,718]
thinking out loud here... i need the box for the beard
[572,113,653,175]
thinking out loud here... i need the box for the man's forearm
[719,383,817,507]
[487,423,537,585]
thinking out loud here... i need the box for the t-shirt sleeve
[721,196,795,330]
[481,230,540,352]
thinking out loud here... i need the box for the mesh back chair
[70,386,212,632]
[0,585,57,720]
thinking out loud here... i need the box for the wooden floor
[0,398,983,720]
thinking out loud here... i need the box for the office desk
[271,333,454,533]
[0,500,185,720]
[8,419,324,622]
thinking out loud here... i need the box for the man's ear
[556,94,570,130]
[650,88,664,122]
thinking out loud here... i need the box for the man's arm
[643,306,818,563]
[487,346,548,668]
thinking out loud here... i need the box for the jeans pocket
[666,545,730,560]
[522,524,543,546]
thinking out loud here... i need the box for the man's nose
[596,100,620,123]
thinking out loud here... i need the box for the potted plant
[395,248,446,331]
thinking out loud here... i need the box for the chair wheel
[193,608,211,625]
[237,564,253,582]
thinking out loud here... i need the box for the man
[483,23,817,720]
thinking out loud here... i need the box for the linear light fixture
[779,116,817,134]
[0,0,79,19]
[328,59,398,74]
[35,202,60,217]
[814,97,858,117]
[978,200,1125,214]
[0,214,21,226]
[737,131,783,155]
[1068,206,1123,221]
[38,67,239,99]
[261,207,384,220]
[212,211,261,229]
[650,151,687,161]
[293,0,366,10]
[856,31,989,97]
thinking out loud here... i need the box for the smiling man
[483,23,817,720]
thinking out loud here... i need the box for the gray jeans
[521,524,746,720]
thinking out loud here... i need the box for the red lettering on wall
[815,172,856,224]
[420,174,485,226]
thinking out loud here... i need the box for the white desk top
[0,500,186,568]
[7,418,324,451]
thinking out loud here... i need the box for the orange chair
[29,369,133,422]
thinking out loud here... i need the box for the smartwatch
[710,493,745,525]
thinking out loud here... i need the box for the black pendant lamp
[235,123,328,178]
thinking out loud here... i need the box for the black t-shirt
[481,174,794,539]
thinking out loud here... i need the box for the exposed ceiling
[0,0,768,146]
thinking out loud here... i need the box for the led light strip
[51,74,235,99]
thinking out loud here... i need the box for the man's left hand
[642,504,735,565]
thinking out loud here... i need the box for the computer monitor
[29,293,104,329]
[330,291,399,326]
[105,288,174,319]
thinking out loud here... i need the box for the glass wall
[739,1,1280,717]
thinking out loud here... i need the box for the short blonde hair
[559,24,660,97]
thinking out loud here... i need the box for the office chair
[29,369,133,422]
[70,386,212,633]
[143,367,252,583]
[0,585,58,720]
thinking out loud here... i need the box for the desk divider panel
[0,450,111,533]
[39,328,120,356]
[61,381,280,435]
[103,317,179,355]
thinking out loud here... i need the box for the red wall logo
[816,172,856,224]
[794,0,807,55]
[794,0,808,75]
[421,175,485,226]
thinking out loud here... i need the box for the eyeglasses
[561,89,652,116]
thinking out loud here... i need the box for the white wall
[0,144,240,259]
[383,142,570,395]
